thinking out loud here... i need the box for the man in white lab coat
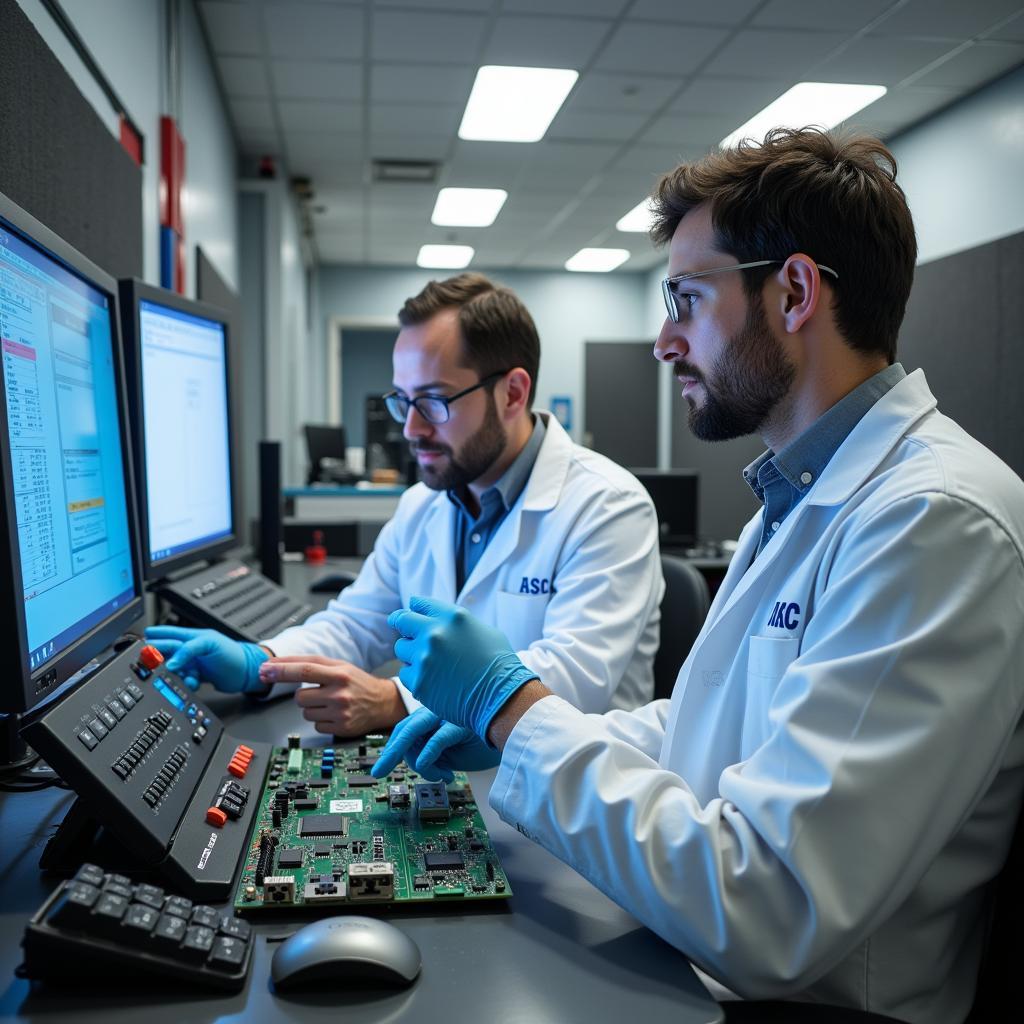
[147,273,662,734]
[376,129,1024,1024]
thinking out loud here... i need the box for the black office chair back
[653,554,710,701]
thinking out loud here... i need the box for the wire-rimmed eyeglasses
[383,369,512,425]
[661,259,839,323]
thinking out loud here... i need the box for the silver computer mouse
[271,916,422,990]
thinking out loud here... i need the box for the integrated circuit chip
[423,850,465,871]
[298,813,346,837]
[346,774,375,787]
[277,848,304,869]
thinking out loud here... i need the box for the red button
[206,806,227,827]
[139,645,165,670]
[227,760,247,779]
[237,745,254,758]
[234,747,252,763]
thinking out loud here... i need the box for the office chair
[653,554,711,701]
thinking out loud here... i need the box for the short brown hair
[650,127,917,363]
[398,273,540,406]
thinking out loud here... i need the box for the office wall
[15,0,238,293]
[315,265,648,447]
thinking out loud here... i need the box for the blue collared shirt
[449,415,546,594]
[744,363,907,556]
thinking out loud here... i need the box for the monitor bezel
[118,278,242,581]
[630,468,700,548]
[0,189,146,714]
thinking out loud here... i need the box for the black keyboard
[21,863,254,991]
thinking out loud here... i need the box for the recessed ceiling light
[459,65,579,143]
[565,248,631,273]
[417,244,475,269]
[720,82,887,149]
[431,188,509,227]
[616,199,654,233]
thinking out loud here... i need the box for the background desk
[0,671,723,1023]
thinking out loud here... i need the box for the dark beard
[688,291,795,441]
[413,393,506,491]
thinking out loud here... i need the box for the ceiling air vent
[372,159,440,183]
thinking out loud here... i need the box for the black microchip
[356,755,377,768]
[294,799,317,810]
[314,844,332,858]
[423,851,465,871]
[298,813,346,837]
[308,780,329,788]
[277,848,304,868]
[413,875,431,889]
[346,775,375,787]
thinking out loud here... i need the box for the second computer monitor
[632,469,699,549]
[119,281,239,580]
[304,423,347,485]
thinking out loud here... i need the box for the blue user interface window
[0,222,136,672]
[138,300,232,564]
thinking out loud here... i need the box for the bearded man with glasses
[147,273,662,740]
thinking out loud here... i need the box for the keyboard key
[48,883,99,929]
[218,917,251,941]
[107,873,133,888]
[190,905,220,929]
[93,892,129,933]
[133,884,165,910]
[181,925,215,961]
[122,903,159,935]
[102,881,133,900]
[152,913,187,945]
[74,864,105,888]
[107,699,127,720]
[88,719,108,741]
[77,730,98,751]
[98,708,118,730]
[162,895,192,919]
[208,935,246,969]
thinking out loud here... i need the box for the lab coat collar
[806,368,936,507]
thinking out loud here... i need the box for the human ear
[778,254,821,334]
[501,368,532,416]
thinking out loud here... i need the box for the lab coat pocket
[744,635,800,750]
[495,590,550,653]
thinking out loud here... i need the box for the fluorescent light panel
[565,248,630,273]
[431,187,508,227]
[616,199,655,233]
[720,82,887,149]
[459,65,579,143]
[417,244,474,269]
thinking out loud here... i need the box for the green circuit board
[233,736,512,913]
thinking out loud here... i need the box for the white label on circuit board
[330,799,363,813]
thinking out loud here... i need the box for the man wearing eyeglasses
[147,273,662,737]
[374,128,1024,1023]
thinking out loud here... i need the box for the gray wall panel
[585,341,659,468]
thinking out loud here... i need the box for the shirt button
[800,471,812,485]
[471,533,481,543]
[771,521,780,531]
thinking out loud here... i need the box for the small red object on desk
[305,529,327,563]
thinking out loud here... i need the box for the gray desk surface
[0,558,724,1023]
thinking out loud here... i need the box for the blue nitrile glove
[388,596,538,742]
[144,625,269,693]
[370,708,500,784]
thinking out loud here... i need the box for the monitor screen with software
[119,281,239,580]
[631,469,699,548]
[0,190,143,713]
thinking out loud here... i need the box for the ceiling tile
[871,0,1024,40]
[198,2,263,56]
[482,15,613,68]
[908,41,1024,88]
[595,22,728,74]
[263,3,364,61]
[237,131,282,156]
[808,35,958,85]
[277,99,362,133]
[842,85,961,136]
[987,10,1024,41]
[610,142,702,173]
[285,132,362,164]
[374,0,493,11]
[217,56,271,98]
[271,60,362,100]
[629,0,762,27]
[370,10,487,63]
[501,0,629,15]
[370,104,462,138]
[751,0,894,32]
[548,108,652,142]
[444,141,532,184]
[565,72,681,113]
[371,63,476,104]
[673,75,793,119]
[704,28,848,78]
[368,135,451,160]
[642,111,736,149]
[229,97,277,132]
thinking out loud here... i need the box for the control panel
[21,640,270,900]
[155,558,311,643]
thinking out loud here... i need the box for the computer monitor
[0,190,144,714]
[118,280,240,579]
[304,423,348,484]
[631,469,699,548]
[365,395,409,476]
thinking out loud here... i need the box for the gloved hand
[144,625,269,693]
[388,596,538,742]
[370,708,500,783]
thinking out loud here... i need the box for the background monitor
[119,280,240,580]
[631,469,699,549]
[304,423,348,485]
[0,190,144,714]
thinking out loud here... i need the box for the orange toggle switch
[139,645,164,670]
[237,745,254,758]
[206,806,227,827]
[227,760,247,779]
[233,748,252,763]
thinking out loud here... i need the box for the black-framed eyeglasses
[383,370,512,425]
[661,258,840,323]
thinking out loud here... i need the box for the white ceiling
[197,0,1024,271]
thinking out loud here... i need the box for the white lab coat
[489,371,1024,1024]
[267,412,663,713]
